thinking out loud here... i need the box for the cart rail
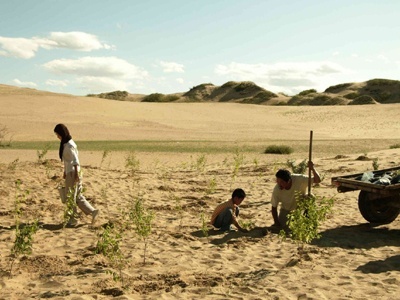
[331,166,400,196]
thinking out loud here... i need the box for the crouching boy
[210,188,248,232]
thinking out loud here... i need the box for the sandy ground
[1,88,400,299]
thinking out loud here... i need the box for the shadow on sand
[313,223,400,249]
[190,226,268,245]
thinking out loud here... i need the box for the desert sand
[0,87,400,299]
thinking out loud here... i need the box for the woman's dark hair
[54,123,72,161]
[232,188,246,199]
[275,169,291,182]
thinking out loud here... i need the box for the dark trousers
[214,206,239,230]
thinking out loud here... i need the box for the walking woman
[54,123,98,226]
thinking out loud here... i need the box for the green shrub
[241,90,278,104]
[298,89,317,96]
[324,83,353,93]
[264,145,294,154]
[309,95,332,105]
[286,159,307,174]
[142,93,179,102]
[234,81,256,92]
[129,197,154,265]
[285,193,334,243]
[87,90,128,101]
[343,92,359,99]
[288,95,309,105]
[142,93,164,102]
[349,95,376,105]
[367,78,397,86]
[390,144,400,149]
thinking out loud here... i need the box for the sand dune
[0,87,400,299]
[1,85,400,142]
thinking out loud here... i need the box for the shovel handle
[308,130,313,195]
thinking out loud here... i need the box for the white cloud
[214,61,348,94]
[46,79,69,87]
[12,78,37,88]
[0,32,114,59]
[43,31,114,51]
[43,56,148,79]
[176,78,184,84]
[0,37,40,59]
[159,61,184,73]
[43,56,148,94]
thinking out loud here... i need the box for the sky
[1,0,399,96]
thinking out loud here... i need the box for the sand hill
[87,78,400,106]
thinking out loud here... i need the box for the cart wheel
[358,191,400,224]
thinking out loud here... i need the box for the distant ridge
[2,78,400,105]
[86,78,400,105]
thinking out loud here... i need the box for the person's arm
[271,206,280,226]
[231,205,248,232]
[308,161,321,184]
[232,218,248,232]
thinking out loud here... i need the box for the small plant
[129,197,154,265]
[230,149,244,188]
[286,159,307,174]
[372,158,379,171]
[283,192,334,244]
[100,150,110,168]
[95,223,126,283]
[200,211,209,237]
[8,158,19,170]
[36,143,51,164]
[0,124,13,147]
[125,152,140,176]
[232,149,244,177]
[205,176,217,195]
[239,219,255,231]
[172,193,184,228]
[63,186,78,229]
[9,180,39,277]
[10,220,39,277]
[193,154,207,173]
[389,144,400,149]
[264,145,294,154]
[253,158,259,169]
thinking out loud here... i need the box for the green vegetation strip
[7,140,262,153]
[4,139,400,156]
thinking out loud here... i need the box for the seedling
[62,186,78,233]
[200,211,209,237]
[239,219,255,231]
[100,150,110,169]
[0,124,13,147]
[282,192,334,244]
[129,197,154,265]
[172,193,184,228]
[125,151,140,176]
[95,223,126,284]
[9,180,39,277]
[286,159,307,174]
[192,154,207,173]
[36,143,51,164]
[205,176,217,195]
[8,158,19,170]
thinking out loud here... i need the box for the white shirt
[271,174,309,211]
[63,139,80,174]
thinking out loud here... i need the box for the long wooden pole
[308,130,313,196]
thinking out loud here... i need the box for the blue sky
[1,0,399,96]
